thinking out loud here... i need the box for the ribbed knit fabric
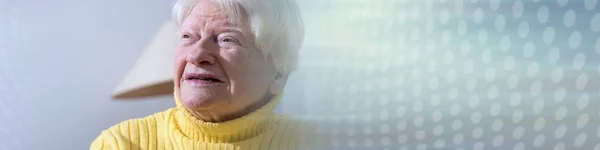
[90,92,310,150]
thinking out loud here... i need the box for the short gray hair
[172,0,305,75]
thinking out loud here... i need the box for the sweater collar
[173,91,281,143]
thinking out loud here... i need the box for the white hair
[172,0,305,75]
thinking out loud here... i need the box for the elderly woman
[91,0,305,149]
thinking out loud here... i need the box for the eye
[182,34,191,39]
[222,38,235,43]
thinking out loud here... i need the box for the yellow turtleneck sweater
[90,93,311,150]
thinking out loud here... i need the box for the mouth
[184,73,224,85]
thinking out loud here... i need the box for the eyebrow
[217,27,247,37]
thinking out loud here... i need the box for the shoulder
[90,108,178,150]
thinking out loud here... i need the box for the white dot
[575,133,587,147]
[363,126,373,135]
[554,87,566,102]
[564,9,576,28]
[510,93,522,106]
[573,52,586,69]
[500,36,511,51]
[569,31,582,49]
[380,137,391,146]
[440,9,450,25]
[468,96,480,108]
[555,143,566,150]
[472,127,483,139]
[478,29,488,44]
[442,30,452,45]
[523,42,535,57]
[398,134,407,143]
[488,86,499,99]
[513,142,525,150]
[347,139,357,147]
[513,127,525,139]
[431,111,443,122]
[507,74,519,89]
[397,120,407,131]
[558,0,569,7]
[533,100,544,114]
[430,95,441,107]
[363,138,373,147]
[453,134,464,144]
[417,144,427,150]
[457,20,467,36]
[485,68,496,82]
[434,139,446,148]
[534,117,546,131]
[446,69,456,83]
[429,79,439,91]
[493,135,504,146]
[466,78,477,92]
[495,15,506,32]
[396,106,406,117]
[592,14,600,32]
[543,27,555,44]
[530,81,543,96]
[595,38,600,54]
[456,0,464,14]
[585,0,598,10]
[474,142,484,150]
[415,130,426,140]
[414,116,424,127]
[513,110,524,123]
[451,104,461,116]
[513,1,524,18]
[410,5,420,20]
[555,106,568,121]
[473,8,484,24]
[425,19,434,35]
[482,49,492,64]
[492,119,504,132]
[452,119,463,131]
[527,62,540,77]
[576,73,589,90]
[490,103,501,116]
[464,59,474,73]
[433,125,444,136]
[534,134,546,147]
[471,111,482,124]
[490,0,500,11]
[538,5,550,23]
[380,110,390,120]
[577,94,590,110]
[577,113,590,129]
[504,56,515,71]
[551,68,564,83]
[548,47,560,65]
[556,125,568,138]
[413,84,422,97]
[518,22,530,38]
[444,51,454,65]
[448,88,458,100]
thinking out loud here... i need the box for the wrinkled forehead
[183,0,249,29]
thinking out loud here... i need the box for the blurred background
[2,0,600,149]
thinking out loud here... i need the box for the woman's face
[174,0,281,119]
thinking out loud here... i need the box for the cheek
[223,49,273,92]
[174,48,188,88]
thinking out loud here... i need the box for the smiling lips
[184,73,224,86]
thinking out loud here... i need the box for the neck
[185,94,274,123]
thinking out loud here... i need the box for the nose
[186,38,216,66]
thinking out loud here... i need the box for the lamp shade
[113,21,178,99]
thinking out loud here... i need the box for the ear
[269,73,289,95]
